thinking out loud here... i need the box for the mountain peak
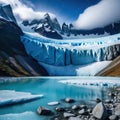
[0,4,17,23]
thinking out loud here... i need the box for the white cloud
[73,0,120,30]
[0,0,55,21]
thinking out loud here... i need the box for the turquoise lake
[0,77,120,120]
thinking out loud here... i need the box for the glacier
[21,33,120,66]
[21,32,120,75]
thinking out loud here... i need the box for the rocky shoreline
[37,87,120,120]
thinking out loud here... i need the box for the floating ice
[0,90,43,106]
[59,77,120,87]
[0,111,40,120]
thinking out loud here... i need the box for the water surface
[0,77,119,120]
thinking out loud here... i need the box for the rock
[54,118,59,120]
[55,107,65,112]
[69,117,82,120]
[115,103,120,111]
[105,99,112,103]
[64,98,75,103]
[109,115,118,120]
[37,106,53,115]
[79,105,87,109]
[92,102,108,120]
[96,98,101,103]
[115,109,120,116]
[108,92,115,97]
[78,109,86,115]
[72,105,79,110]
[87,108,92,113]
[63,112,75,118]
[48,101,60,106]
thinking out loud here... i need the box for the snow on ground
[59,77,120,87]
[39,61,111,76]
[0,111,40,120]
[0,90,43,106]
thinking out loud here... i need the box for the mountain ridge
[0,4,48,76]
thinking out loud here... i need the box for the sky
[0,0,120,30]
[21,0,100,23]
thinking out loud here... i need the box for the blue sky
[22,0,100,23]
[1,0,119,29]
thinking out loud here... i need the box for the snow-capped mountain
[22,13,63,39]
[21,13,120,39]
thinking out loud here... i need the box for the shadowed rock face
[0,12,48,76]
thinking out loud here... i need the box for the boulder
[37,106,53,115]
[78,109,85,115]
[72,105,79,110]
[63,112,75,118]
[115,109,120,116]
[55,107,65,112]
[96,98,101,103]
[79,105,87,109]
[69,117,82,120]
[64,98,75,103]
[109,115,118,120]
[92,102,108,120]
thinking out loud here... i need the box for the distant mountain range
[22,12,120,39]
[0,4,48,76]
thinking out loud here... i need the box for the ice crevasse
[21,33,120,66]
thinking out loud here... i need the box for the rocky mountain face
[0,4,48,76]
[96,56,120,76]
[22,13,63,39]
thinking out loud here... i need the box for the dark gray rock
[55,107,65,112]
[37,106,53,115]
[96,98,101,103]
[92,102,108,120]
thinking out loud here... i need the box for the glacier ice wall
[21,33,120,66]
